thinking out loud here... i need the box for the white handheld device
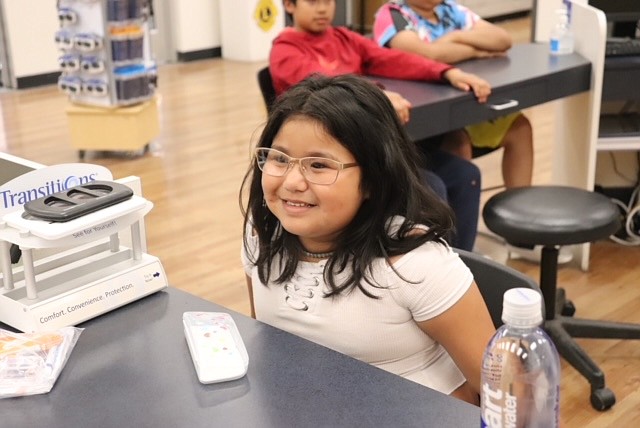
[182,312,249,384]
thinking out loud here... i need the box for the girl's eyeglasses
[255,147,357,185]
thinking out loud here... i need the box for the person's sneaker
[506,244,573,264]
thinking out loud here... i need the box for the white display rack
[56,0,156,107]
[0,162,167,333]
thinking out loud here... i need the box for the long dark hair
[240,74,454,297]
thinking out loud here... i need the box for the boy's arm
[354,31,451,82]
[353,31,490,102]
[269,38,339,95]
[438,20,512,52]
[442,68,490,103]
[388,30,483,64]
[382,90,411,124]
[388,20,511,63]
[374,5,510,63]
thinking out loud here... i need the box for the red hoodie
[270,26,454,95]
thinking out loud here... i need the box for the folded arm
[438,20,512,52]
[388,30,477,63]
[388,20,511,64]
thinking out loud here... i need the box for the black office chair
[257,66,277,113]
[483,185,640,411]
[455,248,543,329]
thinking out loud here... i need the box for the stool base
[544,314,640,411]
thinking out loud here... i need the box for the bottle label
[481,382,518,427]
[480,337,559,428]
[481,346,519,428]
[550,39,560,53]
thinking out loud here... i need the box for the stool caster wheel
[590,387,615,411]
[555,288,575,316]
[562,300,576,317]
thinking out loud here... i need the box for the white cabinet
[0,0,59,88]
[458,0,533,18]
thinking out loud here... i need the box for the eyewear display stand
[55,0,159,158]
[56,0,156,108]
[0,163,167,333]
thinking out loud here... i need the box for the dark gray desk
[374,43,591,140]
[1,288,479,428]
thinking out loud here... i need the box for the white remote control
[182,312,249,384]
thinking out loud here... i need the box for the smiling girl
[240,74,494,404]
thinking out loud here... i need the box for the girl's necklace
[301,250,333,259]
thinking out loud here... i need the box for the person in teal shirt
[373,0,534,190]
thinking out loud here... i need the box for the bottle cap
[502,288,543,327]
[554,8,568,23]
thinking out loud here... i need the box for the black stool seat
[482,185,640,412]
[483,186,620,246]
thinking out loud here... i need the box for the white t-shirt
[241,219,473,394]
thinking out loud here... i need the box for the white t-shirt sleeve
[389,242,473,322]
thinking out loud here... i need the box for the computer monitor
[589,0,640,38]
[589,0,640,22]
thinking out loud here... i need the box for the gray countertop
[1,287,480,428]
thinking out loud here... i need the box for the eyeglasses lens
[256,149,340,185]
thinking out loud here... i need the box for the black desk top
[374,42,591,140]
[1,288,480,428]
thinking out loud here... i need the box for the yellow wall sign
[254,0,279,32]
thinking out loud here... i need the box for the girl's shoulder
[383,216,452,267]
[389,239,453,269]
[380,239,472,320]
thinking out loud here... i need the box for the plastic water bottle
[480,288,560,428]
[549,6,574,55]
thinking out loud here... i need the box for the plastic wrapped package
[0,327,83,399]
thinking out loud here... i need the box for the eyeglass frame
[255,147,358,185]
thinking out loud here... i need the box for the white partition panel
[533,0,607,270]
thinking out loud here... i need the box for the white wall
[2,0,59,84]
[0,0,225,88]
[218,0,284,61]
[456,0,532,18]
[169,0,220,53]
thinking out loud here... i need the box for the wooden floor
[1,16,640,426]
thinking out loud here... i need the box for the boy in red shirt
[269,0,492,251]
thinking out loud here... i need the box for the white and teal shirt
[373,0,480,47]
